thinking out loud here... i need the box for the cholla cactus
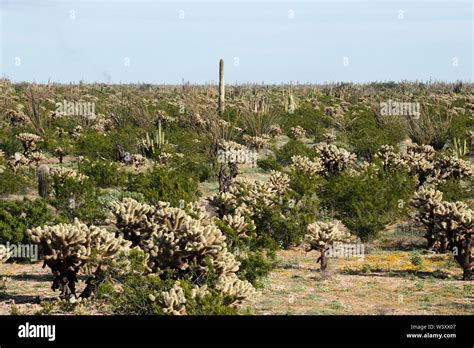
[411,187,473,279]
[433,155,472,182]
[154,110,175,125]
[216,140,253,169]
[110,199,242,277]
[130,153,148,169]
[108,198,157,247]
[242,134,269,151]
[376,144,436,185]
[290,155,324,176]
[290,126,306,140]
[157,152,173,165]
[55,127,68,138]
[50,167,87,184]
[50,167,87,199]
[212,172,292,225]
[0,244,12,263]
[222,212,255,240]
[190,112,207,128]
[268,124,282,138]
[376,145,405,169]
[16,133,41,154]
[15,133,46,165]
[323,131,337,144]
[407,144,436,160]
[218,140,247,152]
[54,147,66,164]
[151,282,187,315]
[268,170,290,194]
[91,115,114,135]
[403,144,435,184]
[109,198,256,309]
[433,201,473,280]
[378,143,472,185]
[143,205,240,277]
[7,105,29,127]
[305,221,351,270]
[149,276,252,315]
[314,144,356,176]
[7,152,30,172]
[216,273,255,306]
[410,187,444,249]
[28,151,46,165]
[70,125,83,140]
[28,218,131,298]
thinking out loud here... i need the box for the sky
[0,0,472,84]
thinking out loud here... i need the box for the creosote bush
[321,165,416,241]
[126,166,199,206]
[0,198,53,244]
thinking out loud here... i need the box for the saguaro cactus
[218,59,225,115]
[38,164,49,198]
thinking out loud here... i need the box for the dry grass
[253,248,473,315]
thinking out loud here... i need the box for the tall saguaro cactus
[218,59,225,115]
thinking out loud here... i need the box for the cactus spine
[218,59,225,115]
[38,164,49,198]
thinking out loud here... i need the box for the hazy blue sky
[0,0,472,84]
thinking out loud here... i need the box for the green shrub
[257,158,282,172]
[436,179,473,202]
[289,170,322,196]
[252,193,320,248]
[176,158,215,183]
[49,173,104,224]
[0,168,35,195]
[0,198,53,244]
[281,105,327,138]
[275,139,314,166]
[410,250,424,267]
[41,128,73,155]
[78,160,126,188]
[127,166,200,206]
[0,132,23,156]
[214,217,275,287]
[237,251,273,288]
[346,109,406,159]
[320,166,416,241]
[74,131,115,160]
